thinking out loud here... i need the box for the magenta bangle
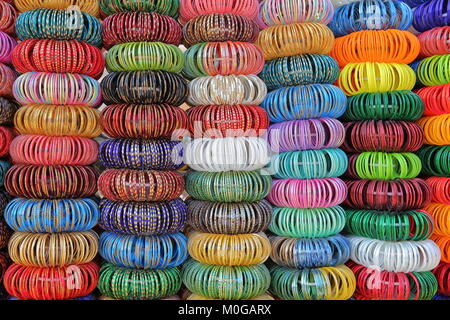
[0,31,16,64]
[267,178,348,209]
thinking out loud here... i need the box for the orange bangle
[431,235,450,264]
[425,202,450,237]
[416,114,450,146]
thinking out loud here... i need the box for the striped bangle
[100,0,179,18]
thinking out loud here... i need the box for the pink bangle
[0,63,17,97]
[0,31,16,64]
[0,126,14,157]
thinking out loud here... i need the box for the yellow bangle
[14,0,100,16]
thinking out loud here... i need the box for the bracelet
[260,54,340,90]
[417,145,450,177]
[0,97,19,124]
[99,198,187,235]
[0,160,11,187]
[329,0,413,37]
[98,263,181,300]
[0,31,16,64]
[4,262,99,300]
[4,198,99,233]
[184,137,270,172]
[100,0,179,18]
[10,135,98,166]
[14,105,102,138]
[185,170,272,202]
[261,84,347,122]
[433,263,450,296]
[99,138,183,170]
[0,1,17,35]
[338,62,416,96]
[417,114,450,145]
[432,235,450,263]
[187,199,272,235]
[330,30,420,67]
[12,39,104,79]
[187,75,267,106]
[183,41,264,78]
[401,0,429,7]
[101,71,188,106]
[413,0,450,32]
[14,0,100,16]
[5,164,98,199]
[426,177,450,204]
[13,72,101,106]
[0,126,14,157]
[0,219,11,249]
[99,231,188,269]
[16,9,102,47]
[269,206,346,238]
[267,178,347,208]
[98,169,184,202]
[102,12,182,48]
[0,63,17,97]
[269,264,356,300]
[419,26,450,58]
[188,232,271,266]
[256,23,334,61]
[425,202,450,236]
[418,83,450,116]
[417,54,450,86]
[182,259,270,300]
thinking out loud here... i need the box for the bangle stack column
[330,0,440,300]
[257,0,356,300]
[96,0,189,300]
[180,0,273,300]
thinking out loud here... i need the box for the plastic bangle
[0,97,19,125]
[417,145,450,177]
[426,177,450,204]
[100,0,179,18]
[419,26,450,58]
[413,0,450,33]
[400,0,429,8]
[0,2,17,35]
[418,83,450,116]
[0,31,16,64]
[433,263,450,296]
[425,202,450,236]
[417,114,450,145]
[14,0,100,16]
[0,63,17,97]
[432,235,450,263]
[417,54,450,86]
[0,126,14,157]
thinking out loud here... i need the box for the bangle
[99,231,188,269]
[188,232,271,266]
[182,259,270,300]
[419,26,450,58]
[14,105,102,138]
[413,0,450,32]
[267,177,347,208]
[5,164,98,199]
[12,39,104,79]
[270,148,348,179]
[0,126,14,157]
[401,0,429,7]
[343,120,424,153]
[0,160,11,187]
[183,41,264,78]
[432,235,450,263]
[350,262,438,300]
[417,54,450,86]
[417,83,450,116]
[0,253,8,284]
[99,138,183,170]
[0,31,16,64]
[187,75,267,106]
[186,199,272,235]
[417,145,450,177]
[425,202,450,236]
[0,219,11,249]
[257,23,334,61]
[98,263,181,300]
[4,198,99,233]
[102,12,182,48]
[16,9,102,47]
[10,135,98,166]
[100,0,179,18]
[261,84,347,122]
[269,206,346,238]
[267,118,345,152]
[417,114,450,145]
[98,169,184,202]
[3,262,99,300]
[433,263,450,296]
[0,63,17,97]
[101,71,188,106]
[182,13,259,48]
[14,0,100,16]
[0,97,19,124]
[185,171,272,202]
[0,2,17,35]
[260,54,340,90]
[330,30,420,67]
[187,105,269,138]
[345,209,435,241]
[426,177,450,204]
[269,264,356,300]
[99,198,187,235]
[338,62,416,96]
[184,137,270,172]
[329,0,413,37]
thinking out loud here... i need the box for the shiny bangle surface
[417,145,450,177]
[418,83,450,116]
[14,0,100,16]
[0,63,17,97]
[413,0,450,32]
[417,54,450,86]
[0,31,17,64]
[425,202,450,236]
[426,177,450,204]
[417,114,450,145]
[100,0,179,17]
[418,26,450,57]
[0,1,17,35]
[433,262,450,296]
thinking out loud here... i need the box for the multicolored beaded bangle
[100,0,179,18]
[417,145,450,177]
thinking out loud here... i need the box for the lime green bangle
[417,54,450,86]
[100,0,179,18]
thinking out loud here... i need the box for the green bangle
[99,0,179,18]
[417,54,450,86]
[417,145,450,177]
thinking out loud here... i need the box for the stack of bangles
[413,0,450,32]
[14,0,100,16]
[433,263,450,296]
[425,203,450,236]
[0,31,17,64]
[417,145,450,176]
[417,114,450,145]
[0,126,14,157]
[0,63,17,97]
[417,54,450,86]
[100,0,179,17]
[418,26,450,58]
[426,177,450,204]
[0,97,19,124]
[417,83,450,116]
[0,1,17,35]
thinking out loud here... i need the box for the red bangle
[433,262,450,296]
[417,83,450,116]
[0,252,8,284]
[419,26,450,58]
[0,126,14,157]
[426,177,450,204]
[0,1,17,35]
[0,62,16,97]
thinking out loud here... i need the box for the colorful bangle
[417,54,450,86]
[417,145,450,177]
[0,252,8,284]
[0,31,16,64]
[413,0,450,32]
[418,83,450,116]
[433,263,450,296]
[0,1,17,35]
[14,0,100,16]
[419,26,450,58]
[100,0,179,18]
[432,235,450,263]
[417,114,450,145]
[0,97,19,124]
[185,292,274,301]
[426,177,450,204]
[0,160,11,187]
[425,202,450,236]
[0,126,14,157]
[0,63,17,97]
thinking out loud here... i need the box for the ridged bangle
[269,264,356,300]
[99,138,183,170]
[417,145,450,177]
[426,177,450,204]
[432,235,450,263]
[413,0,450,33]
[14,105,102,138]
[102,12,182,48]
[10,135,98,166]
[418,83,450,116]
[5,164,98,199]
[425,202,450,236]
[0,97,19,124]
[13,72,101,106]
[417,114,450,146]
[187,75,266,106]
[98,263,181,300]
[99,198,187,235]
[261,84,347,122]
[417,54,450,86]
[0,126,14,157]
[100,0,179,18]
[0,63,17,97]
[101,71,187,106]
[14,0,100,16]
[183,41,264,78]
[98,169,184,202]
[185,170,272,202]
[433,263,450,296]
[0,160,11,187]
[4,262,99,300]
[182,259,270,300]
[267,178,347,209]
[269,206,346,238]
[0,1,17,35]
[259,54,340,90]
[16,9,102,47]
[188,232,270,266]
[0,31,16,64]
[99,231,188,269]
[4,198,99,233]
[186,199,272,235]
[418,26,450,58]
[257,23,334,61]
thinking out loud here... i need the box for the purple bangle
[0,31,16,64]
[413,0,450,32]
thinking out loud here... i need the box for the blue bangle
[400,0,429,8]
[0,160,11,186]
[413,0,450,32]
